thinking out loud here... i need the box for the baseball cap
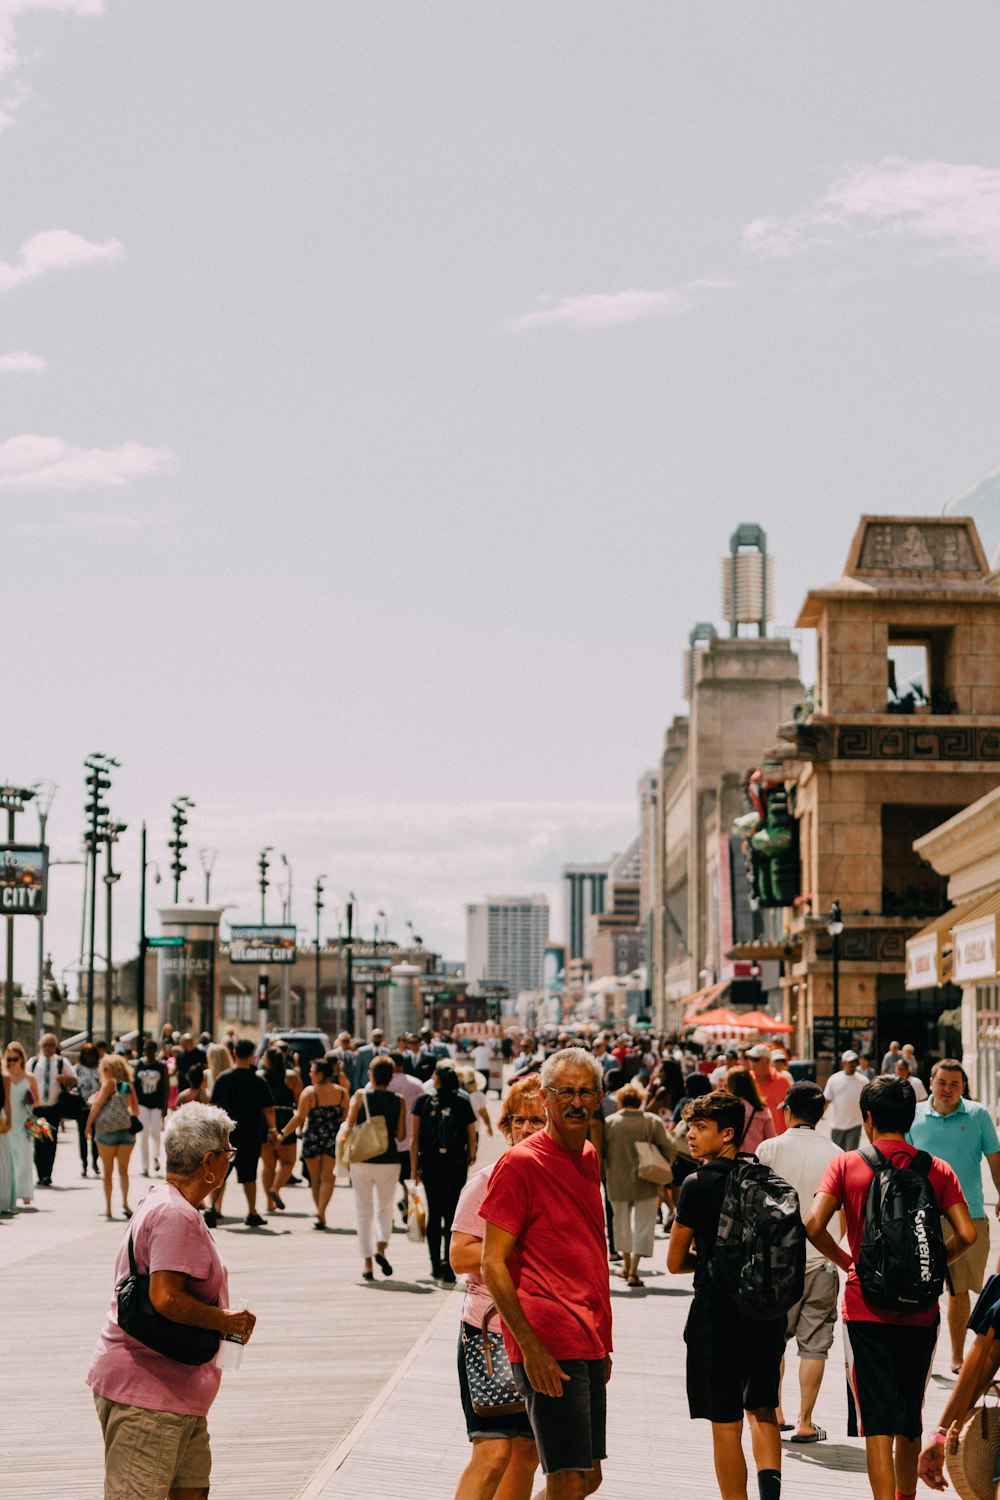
[781,1080,825,1115]
[747,1044,771,1059]
[841,1049,859,1062]
[771,1050,788,1062]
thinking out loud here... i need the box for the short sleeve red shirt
[817,1140,966,1326]
[480,1131,612,1363]
[757,1071,790,1133]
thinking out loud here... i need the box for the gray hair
[164,1102,235,1176]
[540,1047,603,1093]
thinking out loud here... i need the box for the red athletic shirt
[818,1140,965,1326]
[480,1130,612,1363]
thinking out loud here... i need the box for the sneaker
[245,1212,266,1228]
[204,1207,218,1228]
[439,1267,457,1285]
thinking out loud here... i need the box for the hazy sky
[4,2,1000,987]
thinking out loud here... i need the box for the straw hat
[947,1399,1000,1500]
[458,1067,488,1094]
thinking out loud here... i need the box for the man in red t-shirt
[805,1076,975,1500]
[748,1045,790,1133]
[482,1047,612,1500]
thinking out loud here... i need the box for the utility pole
[137,823,148,1047]
[32,781,56,1028]
[199,847,217,903]
[258,847,272,1033]
[84,755,115,1042]
[344,892,356,1037]
[2,782,36,1040]
[280,853,293,1028]
[313,876,325,1031]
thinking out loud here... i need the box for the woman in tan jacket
[602,1082,673,1286]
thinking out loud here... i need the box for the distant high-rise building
[466,895,549,999]
[561,864,608,960]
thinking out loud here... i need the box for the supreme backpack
[711,1157,806,1320]
[422,1092,468,1163]
[856,1142,948,1313]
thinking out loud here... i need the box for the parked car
[255,1028,332,1082]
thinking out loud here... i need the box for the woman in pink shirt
[725,1066,776,1155]
[448,1075,544,1500]
[87,1102,257,1500]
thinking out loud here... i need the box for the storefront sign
[0,844,47,914]
[905,932,941,990]
[228,925,297,964]
[953,915,998,983]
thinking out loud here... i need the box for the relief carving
[854,520,981,576]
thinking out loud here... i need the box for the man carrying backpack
[668,1089,803,1500]
[410,1060,477,1281]
[804,1075,976,1500]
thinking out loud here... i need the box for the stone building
[775,515,1000,1071]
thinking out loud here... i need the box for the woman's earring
[203,1172,216,1185]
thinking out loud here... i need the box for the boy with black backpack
[805,1075,976,1500]
[668,1089,805,1500]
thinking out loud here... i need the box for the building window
[881,804,957,916]
[886,629,954,714]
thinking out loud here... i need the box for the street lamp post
[84,755,116,1042]
[31,780,56,1027]
[136,824,162,1048]
[314,876,325,1030]
[2,781,37,1040]
[169,798,195,903]
[344,892,356,1037]
[199,848,217,903]
[103,821,126,1045]
[257,847,272,1032]
[827,899,844,1064]
[279,853,293,1028]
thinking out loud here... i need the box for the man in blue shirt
[909,1058,1000,1371]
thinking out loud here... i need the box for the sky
[3,2,1000,989]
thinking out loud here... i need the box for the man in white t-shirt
[823,1050,867,1150]
[894,1057,927,1101]
[758,1081,842,1443]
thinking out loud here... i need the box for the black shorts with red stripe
[843,1320,939,1441]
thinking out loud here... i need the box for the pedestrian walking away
[908,1057,1000,1372]
[134,1041,168,1176]
[260,1046,301,1213]
[824,1051,868,1152]
[206,1038,277,1228]
[757,1081,843,1444]
[410,1061,477,1283]
[668,1089,789,1500]
[277,1055,346,1228]
[482,1046,612,1500]
[2,1041,39,1207]
[74,1043,102,1177]
[602,1081,674,1287]
[804,1075,977,1500]
[85,1054,140,1221]
[448,1073,544,1500]
[343,1056,406,1277]
[86,1103,256,1500]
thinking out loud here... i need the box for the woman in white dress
[4,1041,39,1206]
[0,1061,14,1215]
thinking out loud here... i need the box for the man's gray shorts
[785,1263,839,1359]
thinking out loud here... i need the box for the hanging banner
[953,914,999,984]
[228,925,297,964]
[0,844,48,914]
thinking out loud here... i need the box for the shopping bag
[407,1182,427,1242]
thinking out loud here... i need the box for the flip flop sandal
[375,1253,393,1276]
[778,1424,794,1432]
[789,1428,826,1444]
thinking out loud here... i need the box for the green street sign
[148,935,185,948]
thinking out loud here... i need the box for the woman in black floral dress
[277,1057,347,1228]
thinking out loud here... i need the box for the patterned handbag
[461,1303,526,1418]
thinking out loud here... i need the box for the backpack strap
[858,1142,886,1174]
[127,1231,139,1277]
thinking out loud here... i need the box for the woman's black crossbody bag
[116,1232,221,1366]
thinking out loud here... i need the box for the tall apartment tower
[466,895,550,999]
[561,865,608,960]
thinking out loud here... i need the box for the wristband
[933,1428,948,1446]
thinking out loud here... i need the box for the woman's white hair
[164,1102,235,1176]
[539,1046,603,1092]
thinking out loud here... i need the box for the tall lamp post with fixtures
[83,755,116,1042]
[103,820,127,1044]
[257,847,272,1030]
[31,780,57,1026]
[2,781,37,1040]
[314,876,325,1030]
[827,899,844,1065]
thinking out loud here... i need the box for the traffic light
[85,760,112,850]
[170,798,194,901]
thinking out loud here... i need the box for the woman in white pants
[603,1082,674,1286]
[133,1042,168,1175]
[343,1057,405,1281]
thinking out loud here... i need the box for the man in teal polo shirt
[909,1058,1000,1371]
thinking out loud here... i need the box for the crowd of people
[6,1021,1000,1500]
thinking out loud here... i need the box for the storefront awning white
[906,889,1000,990]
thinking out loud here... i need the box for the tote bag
[347,1090,388,1164]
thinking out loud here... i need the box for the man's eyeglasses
[545,1087,599,1104]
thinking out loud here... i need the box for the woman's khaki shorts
[94,1394,212,1498]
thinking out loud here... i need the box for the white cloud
[0,229,123,293]
[509,278,737,330]
[743,158,1000,265]
[0,349,46,371]
[0,1,102,78]
[0,434,176,489]
[15,509,145,536]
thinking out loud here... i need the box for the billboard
[0,844,47,915]
[228,925,297,964]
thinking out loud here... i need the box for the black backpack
[421,1092,468,1165]
[710,1157,807,1320]
[856,1143,948,1313]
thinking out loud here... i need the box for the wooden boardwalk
[5,1118,994,1499]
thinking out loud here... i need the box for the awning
[725,940,800,963]
[953,888,1000,984]
[736,1010,794,1035]
[681,979,729,1026]
[905,889,1000,990]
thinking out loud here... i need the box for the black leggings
[422,1168,467,1272]
[77,1116,98,1171]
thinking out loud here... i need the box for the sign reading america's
[0,844,47,914]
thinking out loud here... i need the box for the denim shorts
[96,1128,134,1147]
[511,1359,607,1475]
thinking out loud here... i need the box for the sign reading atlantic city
[227,924,297,964]
[0,844,48,915]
